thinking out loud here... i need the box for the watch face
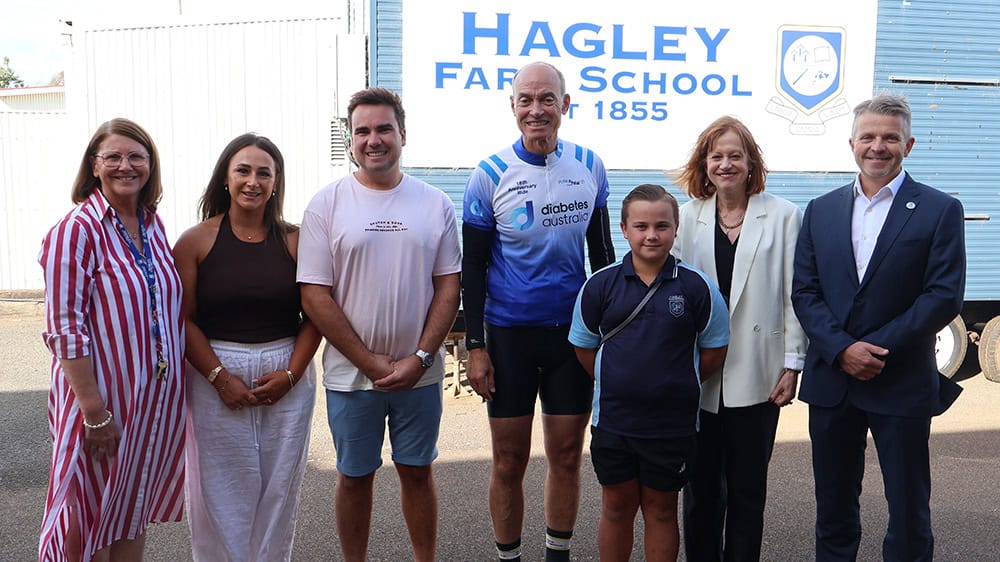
[417,350,435,368]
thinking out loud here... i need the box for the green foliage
[1,57,25,89]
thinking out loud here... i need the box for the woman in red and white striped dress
[38,118,186,562]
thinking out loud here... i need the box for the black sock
[545,527,572,561]
[497,538,522,561]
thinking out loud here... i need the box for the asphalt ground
[2,297,998,561]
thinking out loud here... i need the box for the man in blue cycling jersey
[462,61,616,562]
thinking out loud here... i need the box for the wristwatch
[414,349,435,369]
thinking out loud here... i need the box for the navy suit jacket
[792,173,964,417]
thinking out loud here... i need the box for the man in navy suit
[792,93,965,561]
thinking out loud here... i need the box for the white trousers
[184,337,316,562]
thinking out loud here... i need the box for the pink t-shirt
[297,174,462,391]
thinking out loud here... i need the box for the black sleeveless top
[714,220,738,308]
[196,214,301,343]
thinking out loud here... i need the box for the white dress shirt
[852,169,907,281]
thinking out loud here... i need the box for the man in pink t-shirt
[298,87,462,562]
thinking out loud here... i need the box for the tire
[978,316,1000,383]
[936,315,967,379]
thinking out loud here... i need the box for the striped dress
[38,190,186,562]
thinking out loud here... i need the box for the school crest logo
[766,25,851,135]
[668,295,685,318]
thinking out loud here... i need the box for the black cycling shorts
[485,324,593,418]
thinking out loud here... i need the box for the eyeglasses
[96,152,150,168]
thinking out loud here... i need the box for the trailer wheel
[936,315,967,378]
[978,316,1000,383]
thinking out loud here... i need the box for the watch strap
[415,349,434,368]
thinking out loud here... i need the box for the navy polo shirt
[569,253,729,439]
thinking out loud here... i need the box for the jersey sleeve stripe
[488,154,508,172]
[570,144,597,172]
[478,159,501,185]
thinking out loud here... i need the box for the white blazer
[673,191,806,412]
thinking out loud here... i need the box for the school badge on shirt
[669,295,685,318]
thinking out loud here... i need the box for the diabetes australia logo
[510,200,592,230]
[469,199,484,217]
[511,201,535,230]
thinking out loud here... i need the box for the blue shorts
[325,382,442,477]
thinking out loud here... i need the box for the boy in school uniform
[569,184,730,562]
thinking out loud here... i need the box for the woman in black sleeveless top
[173,134,321,562]
[672,117,806,562]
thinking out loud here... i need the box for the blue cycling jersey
[463,138,611,327]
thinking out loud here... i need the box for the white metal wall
[0,91,66,111]
[0,18,366,290]
[0,111,76,290]
[63,17,366,258]
[1,18,367,290]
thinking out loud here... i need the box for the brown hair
[347,87,406,132]
[621,184,679,224]
[71,118,163,208]
[198,133,294,240]
[675,116,767,200]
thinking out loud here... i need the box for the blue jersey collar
[513,137,562,166]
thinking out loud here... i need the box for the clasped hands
[365,353,426,391]
[218,369,295,411]
[837,341,889,381]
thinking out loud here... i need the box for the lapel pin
[906,201,916,210]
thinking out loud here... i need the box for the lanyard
[113,209,168,380]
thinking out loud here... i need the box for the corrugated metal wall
[375,0,1000,302]
[0,111,76,289]
[874,0,1000,303]
[68,16,367,254]
[0,17,367,289]
[370,0,401,90]
[0,91,65,111]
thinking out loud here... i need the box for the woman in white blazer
[672,116,806,562]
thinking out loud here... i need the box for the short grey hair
[852,93,912,140]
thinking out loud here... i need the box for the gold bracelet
[207,364,224,383]
[285,369,296,388]
[217,372,232,393]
